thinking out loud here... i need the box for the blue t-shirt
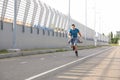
[69,28,80,38]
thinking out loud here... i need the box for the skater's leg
[75,45,78,57]
[74,38,78,57]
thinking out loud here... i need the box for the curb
[0,46,103,59]
[0,52,22,59]
[0,48,70,59]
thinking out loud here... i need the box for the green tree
[108,31,120,44]
[108,32,113,43]
[102,33,105,36]
[110,32,113,39]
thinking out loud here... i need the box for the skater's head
[71,24,75,29]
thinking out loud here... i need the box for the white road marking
[57,76,79,79]
[20,62,28,64]
[69,70,93,73]
[53,56,56,57]
[40,58,45,60]
[25,47,113,80]
[63,72,83,75]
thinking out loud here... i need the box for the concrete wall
[0,22,108,50]
[0,22,68,50]
[0,22,13,49]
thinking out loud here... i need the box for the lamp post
[94,0,97,46]
[68,0,71,30]
[85,0,87,40]
[13,0,17,49]
[8,0,21,52]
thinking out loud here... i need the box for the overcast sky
[40,0,120,35]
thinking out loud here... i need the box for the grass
[0,49,8,54]
[109,44,119,46]
[56,49,68,52]
[0,45,108,54]
[22,48,58,51]
[78,45,98,50]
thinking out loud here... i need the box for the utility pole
[13,0,17,49]
[85,0,87,40]
[8,0,21,52]
[94,0,97,46]
[68,0,71,30]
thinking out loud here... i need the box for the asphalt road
[0,46,119,80]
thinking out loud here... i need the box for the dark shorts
[70,37,78,46]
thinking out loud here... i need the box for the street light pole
[85,0,87,40]
[94,0,97,46]
[68,0,71,30]
[99,15,101,41]
[8,0,21,52]
[13,0,17,49]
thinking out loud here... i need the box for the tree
[108,32,119,44]
[108,32,113,43]
[108,31,119,44]
[102,33,105,36]
[110,32,113,39]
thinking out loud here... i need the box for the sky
[40,0,120,35]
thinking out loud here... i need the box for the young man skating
[68,24,82,57]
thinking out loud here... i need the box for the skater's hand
[68,38,71,44]
[68,36,72,39]
[78,37,83,43]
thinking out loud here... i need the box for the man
[68,24,82,57]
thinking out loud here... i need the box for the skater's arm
[68,32,72,39]
[78,32,82,37]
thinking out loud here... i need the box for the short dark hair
[72,24,75,27]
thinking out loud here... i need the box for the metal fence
[0,0,69,32]
[0,0,109,43]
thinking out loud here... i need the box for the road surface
[0,46,120,80]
